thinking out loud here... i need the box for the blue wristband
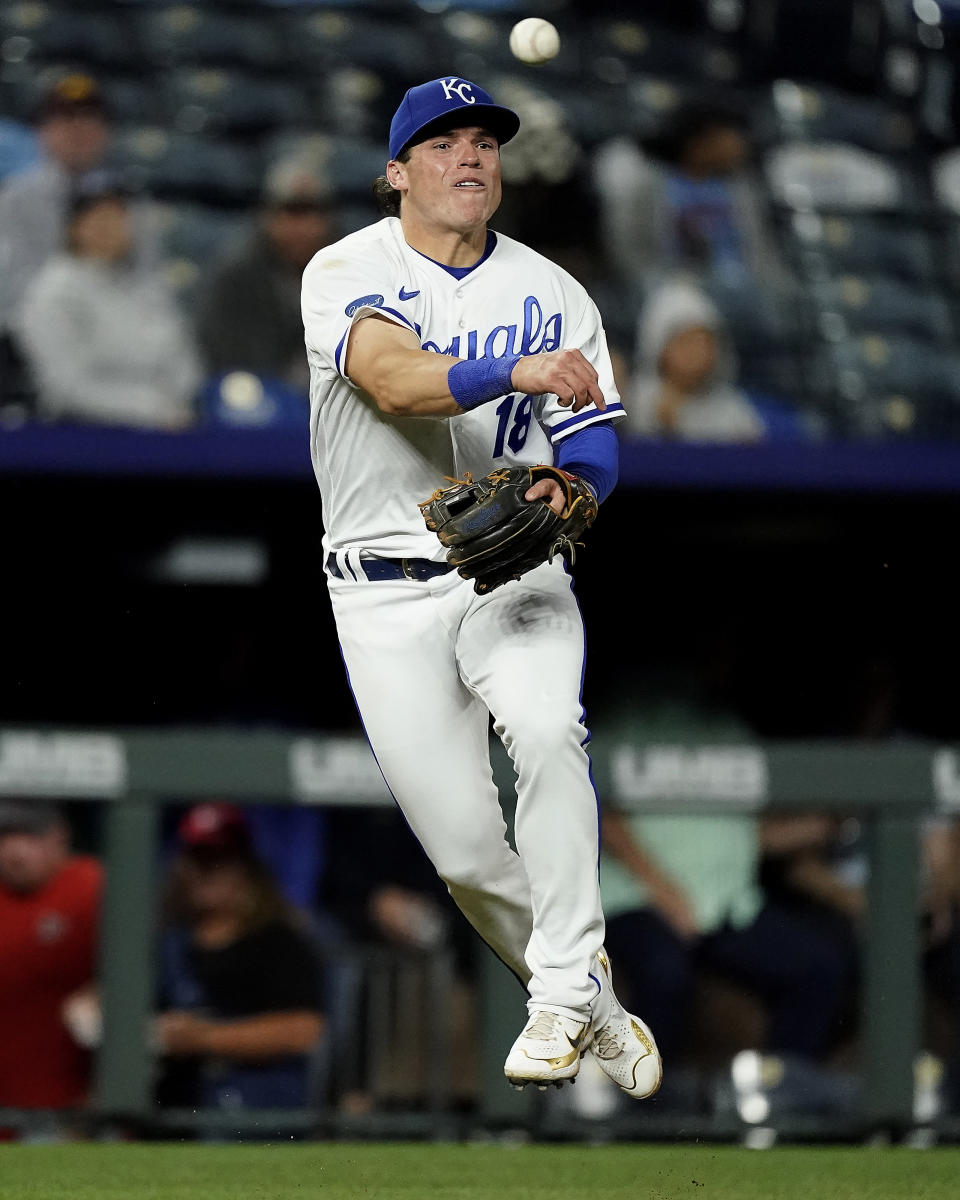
[447,353,522,411]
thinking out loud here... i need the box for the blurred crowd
[3,0,960,441]
[0,73,334,432]
[4,775,960,1140]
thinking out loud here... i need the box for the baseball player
[301,76,661,1098]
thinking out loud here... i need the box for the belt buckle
[401,558,417,581]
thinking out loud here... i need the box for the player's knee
[439,861,494,894]
[502,710,584,761]
[437,845,516,894]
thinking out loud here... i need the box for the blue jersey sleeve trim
[378,305,419,334]
[556,422,619,504]
[334,329,350,376]
[550,402,625,439]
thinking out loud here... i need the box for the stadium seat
[778,210,942,285]
[581,18,745,88]
[767,79,920,157]
[931,145,960,214]
[160,69,306,137]
[702,275,815,404]
[115,127,263,205]
[307,65,389,139]
[155,203,252,310]
[198,371,309,430]
[156,201,251,266]
[280,8,434,80]
[616,73,690,142]
[738,0,883,93]
[136,5,285,70]
[98,73,167,126]
[811,331,960,438]
[0,5,138,69]
[763,141,917,213]
[806,273,956,345]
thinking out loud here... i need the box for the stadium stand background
[1,0,960,738]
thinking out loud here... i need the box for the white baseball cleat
[503,1010,588,1089]
[589,951,662,1099]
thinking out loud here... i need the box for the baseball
[509,17,561,65]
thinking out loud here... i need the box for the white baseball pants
[326,555,606,1022]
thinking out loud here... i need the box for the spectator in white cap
[625,277,768,442]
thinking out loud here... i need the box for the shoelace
[525,1011,562,1040]
[592,1025,624,1060]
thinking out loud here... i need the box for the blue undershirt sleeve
[555,422,619,504]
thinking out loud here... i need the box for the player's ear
[386,159,408,194]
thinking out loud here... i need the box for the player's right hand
[510,349,606,413]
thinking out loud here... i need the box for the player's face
[391,126,502,234]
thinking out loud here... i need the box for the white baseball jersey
[301,216,625,561]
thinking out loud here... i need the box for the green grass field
[2,1142,960,1200]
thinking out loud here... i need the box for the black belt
[326,552,454,582]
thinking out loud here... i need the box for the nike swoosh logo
[524,1024,587,1071]
[399,285,420,300]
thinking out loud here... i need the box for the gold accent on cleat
[631,1019,654,1055]
[520,1023,586,1071]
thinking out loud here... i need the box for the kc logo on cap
[388,76,521,161]
[439,78,476,104]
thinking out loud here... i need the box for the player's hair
[371,146,411,217]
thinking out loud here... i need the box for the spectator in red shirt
[0,800,102,1127]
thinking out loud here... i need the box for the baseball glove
[418,464,599,595]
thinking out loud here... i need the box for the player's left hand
[525,476,566,514]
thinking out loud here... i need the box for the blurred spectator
[600,808,854,1077]
[161,801,329,918]
[320,807,478,1111]
[194,157,337,399]
[153,802,325,1119]
[763,809,960,1115]
[591,95,783,297]
[0,117,39,184]
[321,807,458,956]
[0,801,102,1132]
[625,278,792,442]
[15,175,201,430]
[592,695,855,1114]
[0,74,159,406]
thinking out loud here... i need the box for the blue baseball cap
[388,77,520,161]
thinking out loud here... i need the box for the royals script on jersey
[302,217,624,560]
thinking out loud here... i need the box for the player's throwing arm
[347,317,605,418]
